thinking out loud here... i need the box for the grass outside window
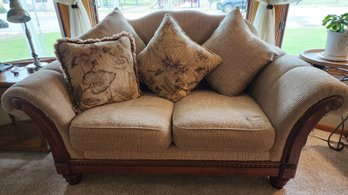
[0,32,60,62]
[282,28,326,55]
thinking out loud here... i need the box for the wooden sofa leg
[269,177,290,189]
[63,173,82,185]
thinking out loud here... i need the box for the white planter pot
[324,31,348,58]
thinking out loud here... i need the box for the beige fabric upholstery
[83,145,270,160]
[69,93,173,152]
[129,11,223,45]
[3,11,348,164]
[55,33,140,112]
[248,55,348,161]
[129,10,258,45]
[41,60,63,73]
[1,69,83,158]
[204,9,284,96]
[138,14,222,102]
[173,90,275,152]
[80,9,145,54]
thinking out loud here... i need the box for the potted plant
[322,13,348,60]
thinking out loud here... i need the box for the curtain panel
[54,0,91,37]
[253,0,296,44]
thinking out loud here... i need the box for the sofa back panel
[128,11,224,44]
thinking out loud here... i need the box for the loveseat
[2,10,348,189]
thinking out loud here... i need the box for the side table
[0,66,49,152]
[300,48,348,151]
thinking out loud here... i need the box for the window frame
[247,0,289,47]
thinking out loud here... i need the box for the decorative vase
[324,31,348,58]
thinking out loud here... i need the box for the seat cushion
[173,90,275,152]
[70,93,174,152]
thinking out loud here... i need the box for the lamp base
[26,62,48,73]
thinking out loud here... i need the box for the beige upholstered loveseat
[2,10,348,188]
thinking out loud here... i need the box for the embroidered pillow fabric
[79,8,145,54]
[137,14,222,102]
[203,8,285,96]
[55,32,140,112]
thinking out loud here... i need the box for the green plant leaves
[322,13,348,33]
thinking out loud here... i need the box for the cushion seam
[173,123,274,131]
[71,125,167,131]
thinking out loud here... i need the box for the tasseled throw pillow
[55,32,140,112]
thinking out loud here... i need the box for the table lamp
[7,0,46,72]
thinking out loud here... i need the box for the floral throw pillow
[55,32,140,112]
[137,14,222,102]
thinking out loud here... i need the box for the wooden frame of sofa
[10,95,343,188]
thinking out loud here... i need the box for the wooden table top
[0,58,55,88]
[300,49,348,69]
[0,66,31,88]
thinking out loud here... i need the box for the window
[35,0,48,3]
[282,0,348,55]
[0,0,62,62]
[95,0,249,20]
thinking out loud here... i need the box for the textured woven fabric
[69,93,173,152]
[248,55,348,161]
[203,8,284,96]
[128,10,258,45]
[41,60,63,73]
[80,8,145,54]
[3,11,348,163]
[55,33,140,112]
[137,14,222,102]
[1,69,83,158]
[173,90,275,152]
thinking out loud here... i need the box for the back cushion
[129,11,258,45]
[129,11,224,45]
[80,9,146,54]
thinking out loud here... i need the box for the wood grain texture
[315,123,340,135]
[0,58,56,87]
[0,121,49,152]
[0,67,31,88]
[9,95,344,188]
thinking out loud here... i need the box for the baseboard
[315,123,348,135]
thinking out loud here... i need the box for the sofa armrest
[248,55,348,161]
[1,62,82,157]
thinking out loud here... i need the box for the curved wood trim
[10,98,70,164]
[279,95,344,178]
[9,95,344,188]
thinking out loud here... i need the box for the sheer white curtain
[253,0,297,45]
[54,0,91,37]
